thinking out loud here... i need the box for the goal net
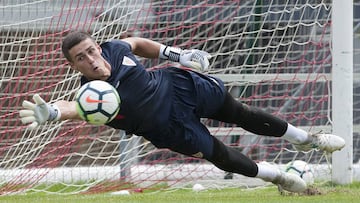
[0,0,349,195]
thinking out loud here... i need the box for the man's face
[68,38,111,81]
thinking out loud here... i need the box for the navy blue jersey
[80,40,227,158]
[81,40,172,135]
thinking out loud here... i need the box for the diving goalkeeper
[19,31,345,193]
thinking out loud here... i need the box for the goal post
[331,0,353,185]
[0,0,357,195]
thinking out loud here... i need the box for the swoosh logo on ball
[85,95,109,103]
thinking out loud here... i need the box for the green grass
[0,183,360,203]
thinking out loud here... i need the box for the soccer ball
[75,80,120,125]
[285,160,315,185]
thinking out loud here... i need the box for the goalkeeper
[20,31,345,193]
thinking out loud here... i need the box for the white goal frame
[331,0,353,184]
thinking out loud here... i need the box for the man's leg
[164,116,307,193]
[207,137,307,193]
[210,92,345,153]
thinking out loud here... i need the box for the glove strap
[48,104,61,121]
[159,44,182,62]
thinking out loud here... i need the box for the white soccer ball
[192,183,205,192]
[75,80,120,125]
[110,190,130,195]
[285,160,314,185]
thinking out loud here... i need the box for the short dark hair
[61,31,94,62]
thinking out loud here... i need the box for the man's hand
[179,49,211,71]
[19,94,61,129]
[159,45,212,71]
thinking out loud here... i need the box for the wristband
[48,104,61,121]
[159,44,182,62]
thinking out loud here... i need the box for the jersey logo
[85,95,109,103]
[122,56,136,66]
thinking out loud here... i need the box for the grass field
[0,182,359,203]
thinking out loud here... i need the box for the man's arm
[53,100,82,120]
[121,37,161,58]
[121,37,212,71]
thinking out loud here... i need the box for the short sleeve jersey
[80,40,172,135]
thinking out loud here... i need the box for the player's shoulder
[100,40,133,62]
[100,39,132,52]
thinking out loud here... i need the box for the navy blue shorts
[148,69,226,159]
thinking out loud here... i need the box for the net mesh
[0,0,343,195]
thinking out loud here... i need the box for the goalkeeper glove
[19,94,61,129]
[159,44,211,71]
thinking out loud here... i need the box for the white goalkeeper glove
[19,94,61,129]
[159,44,211,71]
